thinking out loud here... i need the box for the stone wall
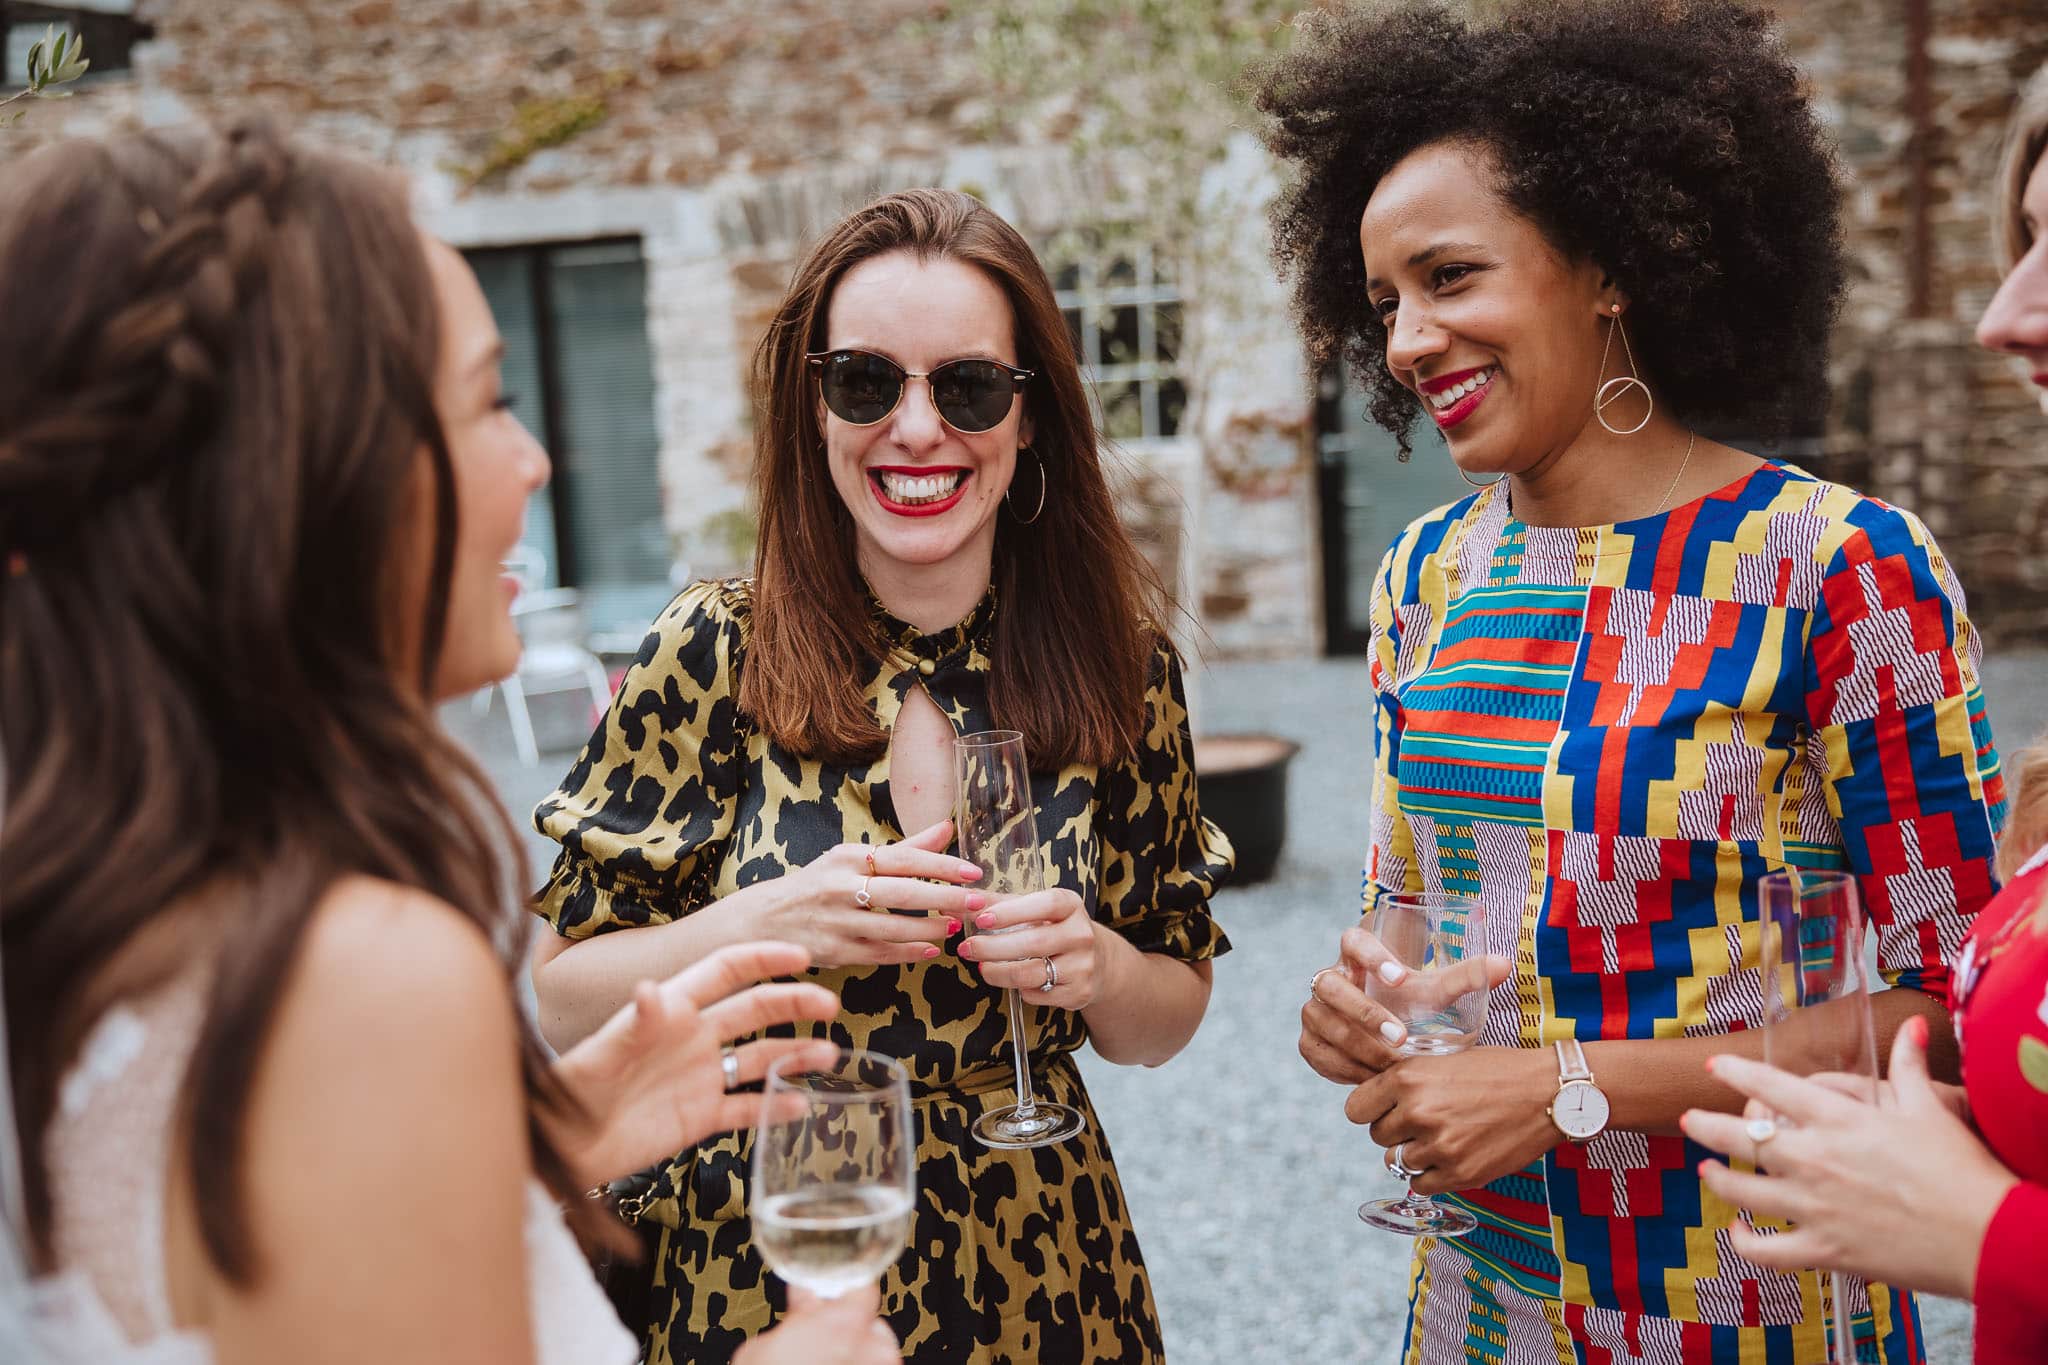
[1777,0,2048,645]
[9,0,2046,653]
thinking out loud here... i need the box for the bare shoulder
[273,875,521,1082]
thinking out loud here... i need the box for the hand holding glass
[952,729,1085,1149]
[1758,868,1877,1365]
[1357,891,1491,1238]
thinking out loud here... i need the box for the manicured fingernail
[1379,961,1405,984]
[976,912,996,929]
[1704,1057,1719,1074]
[964,893,986,912]
[947,918,962,935]
[958,941,975,959]
[923,945,940,959]
[1378,1020,1406,1044]
[958,863,983,880]
[1907,1015,1930,1047]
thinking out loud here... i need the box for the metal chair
[472,549,614,766]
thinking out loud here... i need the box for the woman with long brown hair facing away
[528,187,1234,1363]
[0,120,895,1365]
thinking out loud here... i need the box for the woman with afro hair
[1267,3,2007,1362]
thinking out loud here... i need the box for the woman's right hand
[1299,919,1511,1085]
[733,1285,900,1365]
[748,820,985,970]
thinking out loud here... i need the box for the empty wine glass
[751,1048,915,1300]
[953,729,1085,1149]
[1357,890,1491,1238]
[1757,868,1877,1365]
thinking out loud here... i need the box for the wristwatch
[1546,1039,1612,1143]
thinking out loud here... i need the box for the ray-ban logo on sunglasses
[807,350,1033,434]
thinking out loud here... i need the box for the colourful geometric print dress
[1361,464,2005,1364]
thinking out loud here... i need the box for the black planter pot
[1193,734,1302,886]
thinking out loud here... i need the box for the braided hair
[0,120,594,1277]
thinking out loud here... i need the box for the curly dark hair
[1254,0,1844,455]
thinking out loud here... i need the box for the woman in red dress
[1681,65,2048,1365]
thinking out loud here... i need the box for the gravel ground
[455,648,2046,1365]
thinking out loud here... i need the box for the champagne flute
[751,1048,915,1300]
[1357,890,1491,1237]
[952,729,1086,1149]
[1757,868,1877,1365]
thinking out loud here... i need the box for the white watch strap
[1554,1038,1593,1084]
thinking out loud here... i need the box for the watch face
[1554,1082,1611,1140]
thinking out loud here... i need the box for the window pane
[1154,301,1182,364]
[1100,381,1143,440]
[1158,377,1187,438]
[1053,260,1082,293]
[1105,253,1138,288]
[1100,305,1140,368]
[465,250,558,589]
[547,243,670,638]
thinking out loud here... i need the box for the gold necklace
[1651,431,1698,517]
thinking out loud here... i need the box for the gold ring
[720,1048,740,1091]
[864,847,878,877]
[854,875,874,909]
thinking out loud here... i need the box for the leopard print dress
[534,578,1233,1364]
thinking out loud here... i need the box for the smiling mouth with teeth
[870,467,969,510]
[1426,367,1495,411]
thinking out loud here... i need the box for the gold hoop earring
[1006,447,1046,524]
[1596,305,1653,436]
[1459,467,1506,489]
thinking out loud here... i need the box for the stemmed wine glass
[1357,890,1491,1238]
[1757,868,1878,1365]
[751,1048,916,1300]
[952,729,1086,1149]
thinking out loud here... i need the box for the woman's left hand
[553,941,843,1188]
[1679,1016,2017,1301]
[1345,1046,1561,1195]
[957,887,1104,1010]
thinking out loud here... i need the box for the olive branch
[2,26,91,125]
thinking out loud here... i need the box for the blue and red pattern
[1365,464,2004,1364]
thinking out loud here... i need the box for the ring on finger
[1309,966,1337,1004]
[720,1047,740,1091]
[1385,1142,1423,1180]
[1745,1113,1778,1166]
[1040,956,1060,993]
[864,847,878,878]
[854,874,874,909]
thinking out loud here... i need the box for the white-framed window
[1050,236,1187,443]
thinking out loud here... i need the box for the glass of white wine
[1356,890,1492,1238]
[953,729,1086,1148]
[752,1048,915,1300]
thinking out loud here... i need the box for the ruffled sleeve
[1091,638,1234,961]
[533,580,749,941]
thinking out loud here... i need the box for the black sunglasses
[806,349,1033,434]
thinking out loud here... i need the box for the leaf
[2021,1034,2048,1094]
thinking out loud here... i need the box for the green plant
[452,73,629,190]
[2,25,91,124]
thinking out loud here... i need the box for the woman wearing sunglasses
[526,188,1234,1364]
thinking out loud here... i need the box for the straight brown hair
[743,188,1165,767]
[0,120,588,1277]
